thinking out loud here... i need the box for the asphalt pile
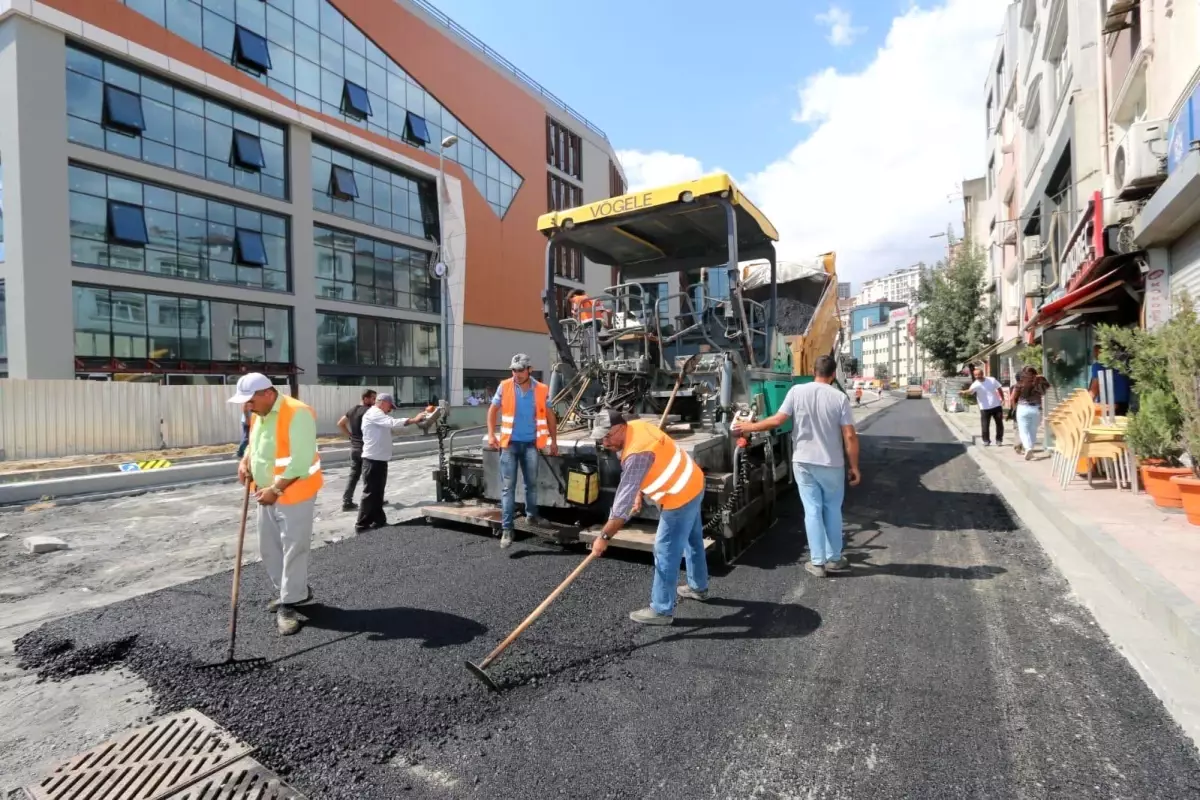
[775,298,817,335]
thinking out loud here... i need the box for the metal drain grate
[28,710,252,800]
[166,758,306,800]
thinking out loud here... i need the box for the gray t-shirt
[778,382,855,468]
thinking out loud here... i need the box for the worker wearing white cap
[356,393,428,532]
[231,373,323,636]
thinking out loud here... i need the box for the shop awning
[1025,269,1123,331]
[960,339,1004,372]
[994,337,1023,356]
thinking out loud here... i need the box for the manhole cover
[166,758,306,799]
[25,709,295,800]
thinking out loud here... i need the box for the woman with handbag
[1009,367,1050,461]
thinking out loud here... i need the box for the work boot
[342,501,358,512]
[676,585,710,602]
[267,586,312,613]
[825,558,851,574]
[805,562,827,578]
[629,607,673,626]
[499,529,514,549]
[526,516,548,529]
[276,606,302,636]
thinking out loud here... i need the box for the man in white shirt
[356,393,427,533]
[960,367,1006,447]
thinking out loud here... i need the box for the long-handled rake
[200,480,267,671]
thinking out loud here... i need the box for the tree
[915,236,997,376]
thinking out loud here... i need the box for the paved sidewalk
[934,401,1200,743]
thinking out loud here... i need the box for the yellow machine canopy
[536,173,779,282]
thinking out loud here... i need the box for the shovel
[658,353,700,429]
[465,549,601,691]
[201,480,267,671]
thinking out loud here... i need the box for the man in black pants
[356,393,427,533]
[960,367,1006,446]
[336,389,376,512]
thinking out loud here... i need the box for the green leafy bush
[1162,292,1200,478]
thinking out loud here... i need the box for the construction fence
[0,380,483,461]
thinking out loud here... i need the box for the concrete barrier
[0,438,442,507]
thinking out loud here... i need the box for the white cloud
[616,150,713,192]
[615,0,1005,287]
[816,5,864,47]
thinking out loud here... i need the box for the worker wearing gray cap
[487,353,558,548]
[356,393,428,533]
[590,409,709,625]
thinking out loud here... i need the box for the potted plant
[1163,292,1200,525]
[1095,322,1190,507]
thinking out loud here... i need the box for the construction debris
[24,536,68,554]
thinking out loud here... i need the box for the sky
[429,0,1010,290]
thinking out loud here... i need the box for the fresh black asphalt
[16,400,1200,798]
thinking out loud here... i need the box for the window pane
[108,202,149,246]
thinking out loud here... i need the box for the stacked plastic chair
[1044,377,1132,491]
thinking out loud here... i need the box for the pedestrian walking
[960,367,1006,446]
[231,374,323,636]
[487,354,559,548]
[1010,366,1050,461]
[854,386,863,407]
[336,388,377,512]
[235,403,252,459]
[588,410,709,625]
[733,355,860,577]
[356,393,428,533]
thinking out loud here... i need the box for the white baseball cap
[227,372,273,404]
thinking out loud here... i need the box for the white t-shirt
[967,377,1004,410]
[360,406,412,460]
[778,382,855,468]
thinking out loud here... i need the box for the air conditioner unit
[1022,235,1042,262]
[1113,119,1167,194]
[1022,266,1043,298]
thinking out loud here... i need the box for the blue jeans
[650,493,709,615]
[793,463,845,566]
[1016,403,1041,452]
[500,440,539,530]
[236,421,250,459]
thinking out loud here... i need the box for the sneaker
[676,585,710,602]
[1024,449,1035,461]
[628,607,673,625]
[1013,444,1024,456]
[276,606,302,636]
[825,558,851,574]
[805,562,827,578]
[499,529,514,549]
[525,516,548,529]
[342,501,358,512]
[267,586,312,613]
[981,441,992,447]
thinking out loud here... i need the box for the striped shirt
[609,452,655,521]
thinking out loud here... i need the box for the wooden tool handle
[226,480,253,658]
[480,550,600,669]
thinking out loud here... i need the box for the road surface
[6,399,1200,798]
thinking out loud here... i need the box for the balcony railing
[404,0,609,142]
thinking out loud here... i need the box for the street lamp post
[435,135,458,405]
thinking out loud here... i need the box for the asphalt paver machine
[422,174,801,562]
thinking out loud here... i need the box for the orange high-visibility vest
[620,420,705,510]
[571,294,596,322]
[498,378,550,449]
[249,395,324,504]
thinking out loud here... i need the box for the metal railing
[405,0,610,142]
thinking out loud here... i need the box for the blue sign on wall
[1167,83,1200,175]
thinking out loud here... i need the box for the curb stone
[931,400,1200,743]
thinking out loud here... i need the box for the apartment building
[850,305,925,382]
[981,3,1025,357]
[0,0,623,401]
[856,266,921,307]
[837,281,851,300]
[1123,0,1200,323]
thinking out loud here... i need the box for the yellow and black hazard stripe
[136,459,173,470]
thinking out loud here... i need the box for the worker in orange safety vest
[487,353,559,549]
[589,410,709,626]
[232,373,323,637]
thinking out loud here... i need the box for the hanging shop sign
[1143,267,1171,330]
[1060,191,1106,292]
